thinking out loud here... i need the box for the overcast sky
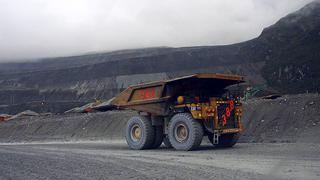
[0,0,314,61]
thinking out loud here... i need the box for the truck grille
[217,103,238,129]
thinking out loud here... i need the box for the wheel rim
[174,122,189,143]
[130,124,141,142]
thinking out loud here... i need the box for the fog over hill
[0,1,319,113]
[0,0,314,61]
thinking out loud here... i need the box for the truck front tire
[168,113,203,151]
[125,116,155,150]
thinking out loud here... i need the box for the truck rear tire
[151,126,164,149]
[168,113,204,151]
[125,116,155,150]
[163,135,173,148]
[208,133,240,148]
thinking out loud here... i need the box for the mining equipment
[110,73,245,151]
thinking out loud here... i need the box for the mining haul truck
[110,73,245,151]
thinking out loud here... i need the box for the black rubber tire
[151,126,164,149]
[163,135,173,148]
[208,133,240,148]
[125,116,154,150]
[168,113,204,151]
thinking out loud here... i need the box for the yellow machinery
[111,73,245,150]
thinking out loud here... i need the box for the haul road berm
[110,73,245,151]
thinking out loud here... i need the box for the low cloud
[0,0,314,61]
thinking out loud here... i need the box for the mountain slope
[260,1,320,93]
[0,1,319,112]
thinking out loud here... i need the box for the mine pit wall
[0,94,319,144]
[0,62,265,107]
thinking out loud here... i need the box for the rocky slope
[257,1,320,93]
[0,94,319,143]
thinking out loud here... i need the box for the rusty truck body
[111,73,245,151]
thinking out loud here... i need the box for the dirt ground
[0,141,319,180]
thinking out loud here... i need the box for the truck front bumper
[220,128,242,134]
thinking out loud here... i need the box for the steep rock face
[252,1,320,93]
[0,1,319,110]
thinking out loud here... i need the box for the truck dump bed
[111,73,245,115]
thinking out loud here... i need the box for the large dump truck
[111,73,245,151]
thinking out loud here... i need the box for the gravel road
[0,141,319,180]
